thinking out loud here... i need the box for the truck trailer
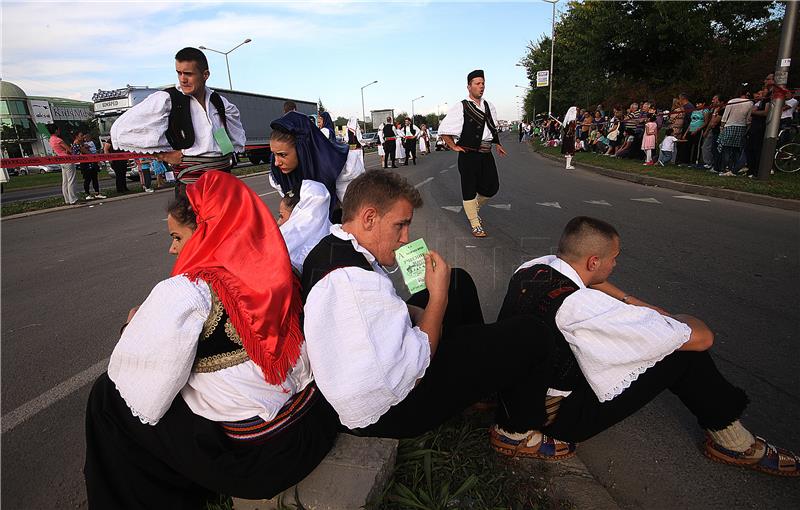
[92,85,316,165]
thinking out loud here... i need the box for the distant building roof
[0,80,28,99]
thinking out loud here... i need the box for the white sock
[707,420,757,453]
[462,199,481,228]
[646,149,652,162]
[495,426,543,447]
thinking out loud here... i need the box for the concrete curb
[547,456,621,510]
[0,171,271,221]
[535,150,800,212]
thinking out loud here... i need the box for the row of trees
[519,1,798,120]
[317,100,444,133]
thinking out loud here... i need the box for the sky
[1,0,557,122]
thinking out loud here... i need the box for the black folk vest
[497,263,582,391]
[164,87,228,150]
[382,124,396,140]
[347,130,361,148]
[457,99,500,150]
[301,234,373,302]
[194,290,249,373]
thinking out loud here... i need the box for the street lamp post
[199,38,252,90]
[543,0,558,118]
[361,80,378,132]
[412,95,424,123]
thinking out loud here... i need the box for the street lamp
[199,38,252,90]
[543,0,558,117]
[361,80,378,132]
[411,95,424,123]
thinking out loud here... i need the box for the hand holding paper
[424,251,450,302]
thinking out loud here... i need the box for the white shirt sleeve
[268,172,284,196]
[108,276,211,425]
[304,267,431,429]
[110,91,173,153]
[221,96,246,153]
[437,102,464,137]
[337,150,366,202]
[555,288,690,402]
[280,180,332,270]
[378,124,385,143]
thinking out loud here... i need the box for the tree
[317,98,325,113]
[334,116,349,127]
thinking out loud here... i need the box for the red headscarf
[171,171,302,386]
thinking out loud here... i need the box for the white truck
[92,85,316,165]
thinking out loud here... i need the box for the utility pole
[544,0,558,118]
[758,0,797,180]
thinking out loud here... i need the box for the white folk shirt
[401,125,420,139]
[279,180,332,271]
[110,84,246,156]
[303,225,432,429]
[108,275,313,425]
[438,97,499,142]
[516,256,691,402]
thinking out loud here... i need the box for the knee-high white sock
[462,198,481,228]
[476,194,490,213]
[646,149,652,162]
[565,155,573,168]
[707,420,757,453]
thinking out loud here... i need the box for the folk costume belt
[173,154,235,185]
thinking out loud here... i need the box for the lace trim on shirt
[596,349,676,403]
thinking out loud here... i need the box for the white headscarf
[563,106,578,126]
[346,116,363,144]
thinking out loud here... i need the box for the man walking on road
[48,125,77,205]
[438,70,507,238]
[400,117,419,165]
[378,116,398,169]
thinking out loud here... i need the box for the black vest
[382,124,396,139]
[194,290,249,373]
[164,87,228,150]
[497,264,581,390]
[347,131,361,148]
[457,99,500,150]
[301,234,374,302]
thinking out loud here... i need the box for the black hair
[283,100,297,113]
[557,216,619,260]
[166,193,197,229]
[46,124,59,135]
[175,47,209,72]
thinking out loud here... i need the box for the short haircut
[175,47,209,72]
[46,124,59,135]
[557,216,619,262]
[341,170,423,223]
[283,100,297,113]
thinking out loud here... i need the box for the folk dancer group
[86,47,799,509]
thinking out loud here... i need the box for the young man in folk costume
[438,70,507,238]
[378,116,399,168]
[400,117,420,165]
[110,47,246,193]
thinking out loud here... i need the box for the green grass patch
[533,142,800,200]
[4,171,76,191]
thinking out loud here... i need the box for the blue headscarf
[270,111,348,219]
[320,111,337,143]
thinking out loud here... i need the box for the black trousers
[84,373,340,509]
[111,160,129,192]
[686,131,703,164]
[403,138,416,163]
[383,140,396,167]
[351,269,553,439]
[457,151,499,200]
[745,129,764,176]
[541,350,749,443]
[81,164,100,193]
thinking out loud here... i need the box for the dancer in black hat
[438,69,506,238]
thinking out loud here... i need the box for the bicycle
[774,123,800,173]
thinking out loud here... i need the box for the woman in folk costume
[269,111,357,222]
[419,123,430,155]
[394,121,406,162]
[317,111,337,143]
[84,171,339,509]
[345,116,366,168]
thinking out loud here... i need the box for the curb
[535,151,800,212]
[547,456,621,510]
[0,171,271,221]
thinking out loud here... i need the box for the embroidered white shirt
[516,255,691,402]
[110,84,246,155]
[438,97,499,142]
[303,225,431,429]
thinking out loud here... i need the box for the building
[1,80,94,159]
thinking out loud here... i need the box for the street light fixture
[361,80,378,132]
[411,95,424,123]
[199,38,252,90]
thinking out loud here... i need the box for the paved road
[2,137,798,509]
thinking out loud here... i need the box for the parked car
[361,132,379,149]
[18,164,62,175]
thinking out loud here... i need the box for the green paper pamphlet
[395,238,429,294]
[213,128,234,155]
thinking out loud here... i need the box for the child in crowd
[612,128,635,158]
[588,127,600,152]
[561,120,577,169]
[641,114,658,165]
[276,189,302,226]
[657,128,685,166]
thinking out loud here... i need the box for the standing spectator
[48,125,78,205]
[138,159,154,193]
[581,110,593,142]
[72,132,105,200]
[151,159,168,189]
[686,100,710,166]
[518,121,525,143]
[104,139,130,193]
[597,103,606,121]
[780,91,797,129]
[641,114,658,165]
[702,95,724,170]
[674,95,693,164]
[745,87,771,177]
[83,134,106,195]
[561,120,576,169]
[716,88,752,176]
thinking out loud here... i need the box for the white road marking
[258,190,279,197]
[465,245,476,248]
[440,169,449,174]
[673,195,710,202]
[448,163,456,169]
[2,357,110,434]
[584,200,612,206]
[489,204,512,210]
[415,177,434,188]
[537,202,562,208]
[441,206,463,213]
[631,198,661,204]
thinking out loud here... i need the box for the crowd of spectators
[531,73,799,178]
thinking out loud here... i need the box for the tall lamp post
[543,0,558,118]
[516,85,531,120]
[199,38,252,90]
[361,80,378,132]
[412,95,424,123]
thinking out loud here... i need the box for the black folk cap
[468,69,484,83]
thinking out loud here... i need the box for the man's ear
[587,255,599,272]
[203,69,210,81]
[360,206,378,231]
